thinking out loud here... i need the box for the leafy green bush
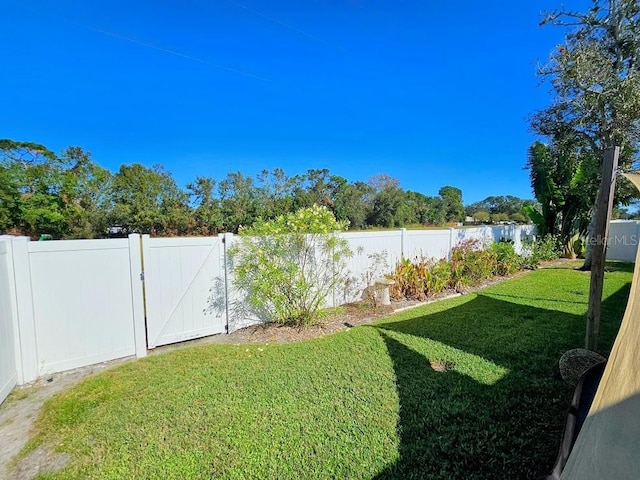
[450,239,497,291]
[525,234,562,264]
[229,205,352,327]
[429,258,452,294]
[490,241,524,276]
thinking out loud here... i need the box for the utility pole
[585,146,619,350]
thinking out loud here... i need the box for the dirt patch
[0,358,131,480]
[430,360,456,372]
[12,446,71,480]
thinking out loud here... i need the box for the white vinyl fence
[2,236,147,389]
[0,239,18,405]
[223,225,536,328]
[24,238,146,376]
[143,236,227,348]
[341,225,534,304]
[607,220,640,262]
[0,223,546,406]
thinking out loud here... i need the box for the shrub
[390,256,429,301]
[428,258,452,294]
[359,250,391,308]
[229,205,352,327]
[390,255,452,300]
[564,232,585,259]
[490,241,524,276]
[450,239,497,291]
[523,234,562,265]
[390,240,535,301]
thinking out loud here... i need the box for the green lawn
[24,263,632,480]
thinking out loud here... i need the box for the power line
[69,20,270,82]
[223,0,347,52]
[15,2,270,82]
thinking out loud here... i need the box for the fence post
[0,237,20,388]
[223,232,234,333]
[128,234,147,358]
[400,228,406,259]
[10,237,39,383]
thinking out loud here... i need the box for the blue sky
[1,0,590,204]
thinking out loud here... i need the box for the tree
[366,174,410,228]
[368,186,410,228]
[0,141,114,238]
[473,210,490,223]
[57,147,112,238]
[187,176,223,235]
[438,186,464,223]
[490,213,510,224]
[535,0,640,268]
[328,176,374,230]
[291,169,333,211]
[255,168,294,220]
[536,0,640,349]
[108,164,190,235]
[0,139,66,237]
[404,191,440,225]
[465,195,535,219]
[0,163,21,232]
[526,140,596,242]
[509,212,527,223]
[368,173,400,192]
[218,171,260,232]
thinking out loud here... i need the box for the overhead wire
[13,2,270,82]
[223,0,340,49]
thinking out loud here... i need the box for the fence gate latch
[139,271,145,281]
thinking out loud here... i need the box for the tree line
[465,196,537,224]
[1,138,528,239]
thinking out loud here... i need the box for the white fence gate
[143,236,227,348]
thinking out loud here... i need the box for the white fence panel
[143,236,226,348]
[454,225,495,247]
[341,231,403,303]
[223,234,260,333]
[403,229,452,260]
[0,241,17,405]
[607,220,640,262]
[488,224,536,254]
[26,238,143,377]
[451,225,535,255]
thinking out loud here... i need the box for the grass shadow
[371,285,630,479]
[604,261,636,273]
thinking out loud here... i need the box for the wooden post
[585,146,619,351]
